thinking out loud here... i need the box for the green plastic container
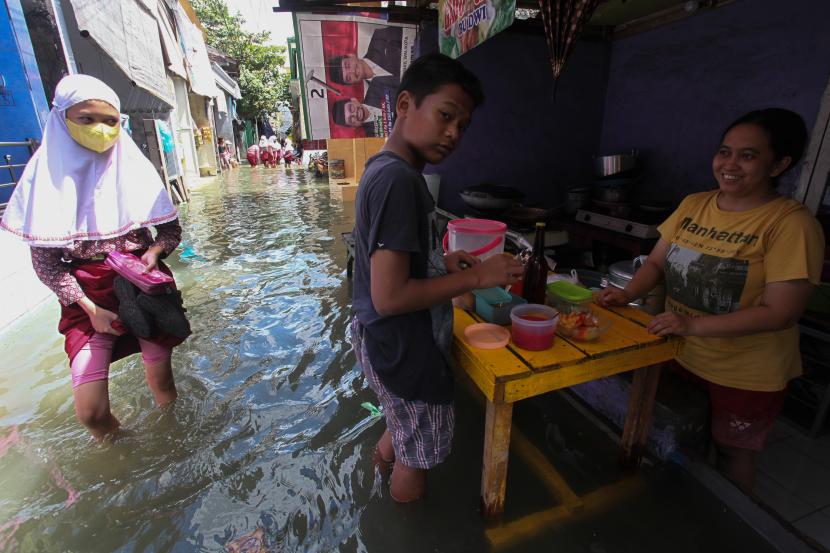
[546,280,593,314]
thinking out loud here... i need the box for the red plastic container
[509,304,559,351]
[105,251,174,295]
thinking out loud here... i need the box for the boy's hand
[445,250,479,273]
[471,253,524,289]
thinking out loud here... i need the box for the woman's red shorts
[670,361,786,451]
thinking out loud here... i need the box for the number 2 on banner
[310,88,325,99]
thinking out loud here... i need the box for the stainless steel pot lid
[609,255,648,283]
[609,259,636,281]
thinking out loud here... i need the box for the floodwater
[0,167,779,552]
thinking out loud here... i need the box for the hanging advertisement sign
[295,13,417,140]
[439,0,516,58]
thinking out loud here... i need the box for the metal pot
[636,201,673,224]
[503,206,554,226]
[594,150,638,178]
[605,256,666,315]
[459,185,524,211]
[566,187,590,214]
[591,199,631,218]
[595,186,628,203]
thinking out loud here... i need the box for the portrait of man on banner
[296,13,418,140]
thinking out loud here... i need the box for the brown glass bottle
[521,222,548,304]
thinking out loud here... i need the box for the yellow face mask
[65,118,121,153]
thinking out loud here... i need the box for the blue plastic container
[473,290,527,325]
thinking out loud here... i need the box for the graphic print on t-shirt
[665,243,748,314]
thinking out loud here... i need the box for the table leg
[619,364,662,468]
[481,398,513,519]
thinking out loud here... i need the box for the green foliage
[191,0,289,119]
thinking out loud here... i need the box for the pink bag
[105,251,174,295]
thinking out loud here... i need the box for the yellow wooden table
[452,304,681,518]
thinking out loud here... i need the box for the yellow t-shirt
[657,190,825,391]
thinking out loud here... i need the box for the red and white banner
[295,13,417,139]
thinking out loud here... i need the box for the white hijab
[0,74,177,247]
[259,136,268,148]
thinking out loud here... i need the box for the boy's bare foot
[372,430,395,477]
[390,462,427,503]
[372,446,393,477]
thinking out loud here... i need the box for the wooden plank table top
[451,304,682,518]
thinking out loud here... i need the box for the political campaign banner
[295,13,417,140]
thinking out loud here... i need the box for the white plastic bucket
[443,218,507,260]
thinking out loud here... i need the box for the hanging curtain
[538,0,601,79]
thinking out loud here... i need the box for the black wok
[459,185,524,211]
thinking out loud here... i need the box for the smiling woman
[597,107,825,493]
[713,109,808,211]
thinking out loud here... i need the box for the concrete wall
[599,0,830,204]
[419,25,611,215]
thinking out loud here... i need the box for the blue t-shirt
[352,151,453,404]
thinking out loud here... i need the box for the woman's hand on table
[647,311,693,337]
[78,297,124,336]
[141,246,164,273]
[596,287,631,307]
[445,250,479,274]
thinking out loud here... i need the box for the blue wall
[420,25,611,215]
[599,0,830,204]
[0,0,49,203]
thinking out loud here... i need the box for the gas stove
[575,209,660,239]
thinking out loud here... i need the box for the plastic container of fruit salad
[557,310,611,341]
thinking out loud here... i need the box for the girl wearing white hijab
[283,136,296,166]
[266,135,281,167]
[0,74,187,441]
[258,135,274,167]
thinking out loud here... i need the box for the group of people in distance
[328,26,403,137]
[245,135,298,168]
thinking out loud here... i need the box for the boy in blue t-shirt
[351,53,523,502]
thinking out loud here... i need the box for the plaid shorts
[351,317,455,469]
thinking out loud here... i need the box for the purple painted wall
[420,25,611,214]
[599,0,830,204]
